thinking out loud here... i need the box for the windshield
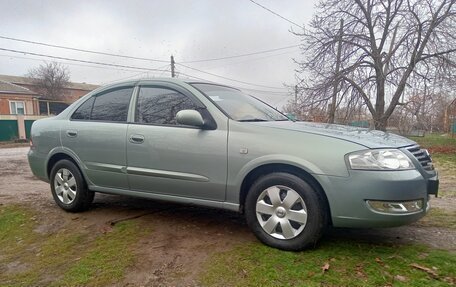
[191,83,289,122]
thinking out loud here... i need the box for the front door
[126,85,227,201]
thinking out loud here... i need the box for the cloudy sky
[0,0,317,107]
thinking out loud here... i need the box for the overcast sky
[0,0,317,107]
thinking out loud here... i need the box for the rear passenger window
[71,97,95,120]
[135,87,198,125]
[91,88,133,122]
[87,88,133,122]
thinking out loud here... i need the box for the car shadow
[85,193,447,250]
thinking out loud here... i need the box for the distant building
[0,74,98,116]
[0,80,38,116]
[0,74,98,141]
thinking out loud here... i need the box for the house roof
[0,74,99,91]
[0,80,37,95]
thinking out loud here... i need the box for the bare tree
[295,0,456,130]
[27,62,70,100]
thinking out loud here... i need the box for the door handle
[129,134,145,144]
[66,130,78,137]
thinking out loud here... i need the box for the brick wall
[0,94,37,115]
[17,83,91,103]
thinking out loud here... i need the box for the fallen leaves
[321,262,330,272]
[355,264,367,279]
[394,275,408,282]
[410,263,438,278]
[375,257,385,266]
[428,146,456,154]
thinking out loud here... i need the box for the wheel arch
[239,163,332,225]
[46,152,86,183]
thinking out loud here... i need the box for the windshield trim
[189,82,289,122]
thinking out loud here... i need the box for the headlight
[347,149,414,170]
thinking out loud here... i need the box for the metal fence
[0,120,19,141]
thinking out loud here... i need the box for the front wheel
[245,172,325,251]
[50,159,94,212]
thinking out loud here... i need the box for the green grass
[409,134,456,197]
[409,134,456,150]
[432,153,456,167]
[0,205,150,287]
[416,207,456,229]
[200,241,456,287]
[0,205,35,248]
[57,221,144,286]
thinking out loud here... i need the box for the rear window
[71,87,133,122]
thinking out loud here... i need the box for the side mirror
[176,110,205,127]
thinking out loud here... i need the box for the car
[28,78,439,251]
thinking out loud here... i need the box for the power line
[0,53,164,75]
[180,44,299,63]
[177,62,287,90]
[0,47,170,73]
[102,71,149,85]
[198,49,299,71]
[179,71,291,95]
[0,35,169,63]
[0,35,298,64]
[248,0,304,29]
[1,48,290,93]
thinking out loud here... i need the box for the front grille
[406,145,434,171]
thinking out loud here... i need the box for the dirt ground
[0,147,455,286]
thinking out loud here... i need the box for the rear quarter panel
[28,117,62,180]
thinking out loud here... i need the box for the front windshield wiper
[238,118,269,122]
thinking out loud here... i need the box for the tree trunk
[374,117,388,131]
[328,19,344,124]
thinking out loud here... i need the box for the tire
[245,172,325,251]
[50,159,94,212]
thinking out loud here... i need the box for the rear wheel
[245,172,325,251]
[50,159,94,212]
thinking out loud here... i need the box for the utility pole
[170,55,175,78]
[329,19,343,124]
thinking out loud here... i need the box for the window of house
[135,87,198,125]
[49,102,69,115]
[39,101,49,115]
[39,101,70,116]
[10,101,26,115]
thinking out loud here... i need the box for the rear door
[126,83,228,201]
[61,85,134,189]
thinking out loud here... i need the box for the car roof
[104,77,241,91]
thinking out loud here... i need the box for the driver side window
[135,87,198,125]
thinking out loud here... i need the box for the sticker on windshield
[209,96,223,102]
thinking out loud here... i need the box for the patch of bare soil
[0,147,454,286]
[0,142,29,149]
[117,204,253,287]
[428,146,456,154]
[433,157,456,198]
[326,224,455,251]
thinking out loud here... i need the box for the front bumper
[318,169,438,228]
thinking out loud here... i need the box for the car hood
[250,121,416,149]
